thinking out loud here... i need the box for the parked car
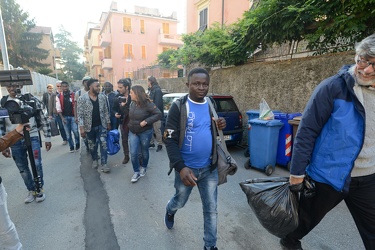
[162,93,243,146]
[209,94,243,146]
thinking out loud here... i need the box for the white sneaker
[24,191,35,203]
[131,172,141,183]
[100,164,110,173]
[92,160,99,169]
[140,167,147,177]
[35,190,46,203]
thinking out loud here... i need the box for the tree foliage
[159,0,375,68]
[0,0,49,69]
[54,26,86,82]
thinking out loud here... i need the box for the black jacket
[112,94,131,123]
[148,84,163,113]
[164,95,218,175]
[128,101,162,134]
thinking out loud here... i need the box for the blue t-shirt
[181,97,212,168]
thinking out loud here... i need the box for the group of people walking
[43,76,164,180]
[2,31,375,249]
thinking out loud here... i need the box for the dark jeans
[287,173,375,250]
[110,115,118,130]
[120,116,130,156]
[54,114,67,141]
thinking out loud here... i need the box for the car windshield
[214,98,238,112]
[163,97,178,111]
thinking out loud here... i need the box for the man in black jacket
[147,76,163,152]
[163,68,226,250]
[113,78,132,164]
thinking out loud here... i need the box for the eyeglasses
[192,83,209,88]
[356,59,375,70]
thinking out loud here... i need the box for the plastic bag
[259,98,274,120]
[107,129,120,155]
[239,177,299,238]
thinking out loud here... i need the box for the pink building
[94,2,183,83]
[186,0,253,33]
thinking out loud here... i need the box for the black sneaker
[149,143,155,148]
[280,237,303,250]
[156,145,162,152]
[69,147,74,153]
[204,247,218,250]
[164,210,174,229]
[75,144,80,151]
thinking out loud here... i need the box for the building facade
[84,1,183,84]
[29,26,59,76]
[84,22,103,81]
[186,0,253,33]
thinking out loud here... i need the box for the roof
[29,26,52,35]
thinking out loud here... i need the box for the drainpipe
[221,0,224,28]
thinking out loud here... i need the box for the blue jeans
[63,116,80,150]
[10,136,44,191]
[86,125,108,165]
[166,166,218,248]
[129,129,152,172]
[54,114,67,141]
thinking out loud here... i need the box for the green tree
[36,67,53,75]
[236,0,375,54]
[54,26,86,82]
[0,0,49,68]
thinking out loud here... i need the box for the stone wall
[133,51,355,144]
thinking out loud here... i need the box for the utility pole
[0,5,9,70]
[0,4,10,98]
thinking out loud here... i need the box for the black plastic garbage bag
[239,177,299,238]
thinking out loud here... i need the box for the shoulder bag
[207,98,238,185]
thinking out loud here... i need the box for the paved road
[1,136,364,249]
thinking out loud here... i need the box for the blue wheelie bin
[245,118,283,175]
[274,112,302,170]
[244,110,281,158]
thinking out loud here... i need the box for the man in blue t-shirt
[164,68,226,250]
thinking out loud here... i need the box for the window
[125,72,133,78]
[199,8,208,31]
[124,44,133,59]
[162,23,169,34]
[162,72,171,78]
[123,17,132,32]
[140,20,145,34]
[141,45,146,60]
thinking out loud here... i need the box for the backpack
[107,129,120,155]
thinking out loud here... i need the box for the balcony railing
[100,33,112,47]
[102,58,112,70]
[158,34,183,47]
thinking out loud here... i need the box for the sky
[16,0,186,47]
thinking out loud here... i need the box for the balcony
[158,34,183,47]
[102,58,112,70]
[100,33,111,48]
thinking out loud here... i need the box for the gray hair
[355,33,375,59]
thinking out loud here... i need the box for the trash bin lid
[249,118,284,127]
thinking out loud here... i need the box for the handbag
[207,98,238,185]
[107,129,120,155]
[49,119,60,137]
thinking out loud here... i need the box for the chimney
[110,1,118,11]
